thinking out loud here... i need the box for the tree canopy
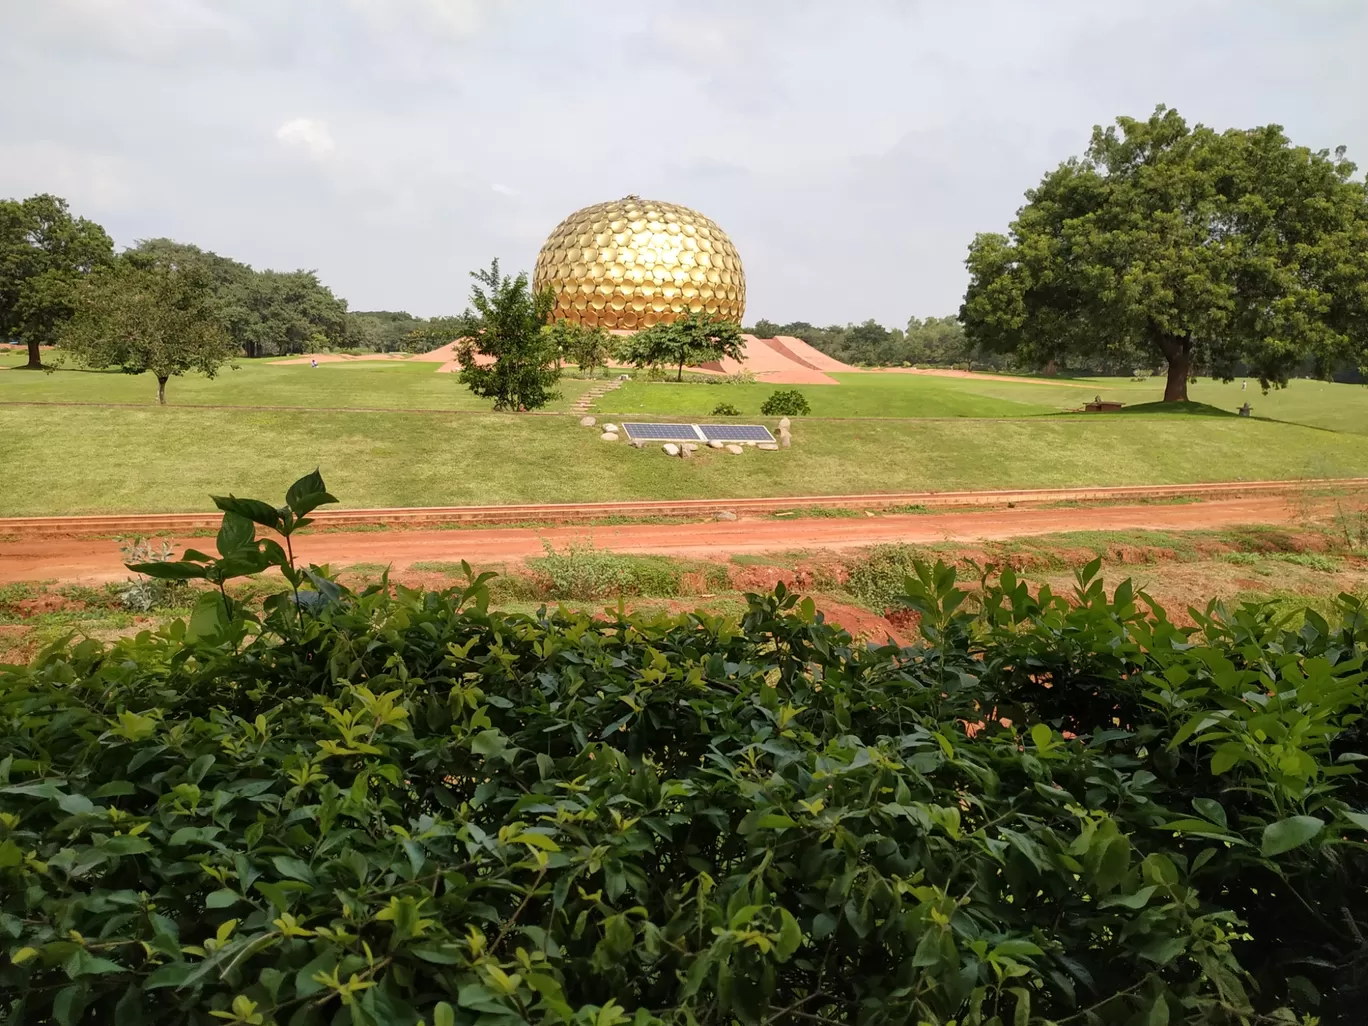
[618,311,743,381]
[543,318,617,376]
[454,260,561,411]
[961,106,1368,401]
[0,193,114,369]
[60,254,237,403]
[131,239,350,359]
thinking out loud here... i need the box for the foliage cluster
[542,321,617,377]
[453,262,561,412]
[2,474,1368,1026]
[617,313,743,382]
[528,542,728,600]
[962,105,1368,402]
[759,390,811,417]
[710,403,740,417]
[59,253,239,403]
[0,193,115,369]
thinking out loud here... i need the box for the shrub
[2,478,1366,1025]
[529,541,683,598]
[710,402,741,417]
[759,389,811,417]
[116,537,187,611]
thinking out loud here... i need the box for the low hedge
[1,476,1366,1025]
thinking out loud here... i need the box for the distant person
[1241,379,1247,390]
[310,358,318,368]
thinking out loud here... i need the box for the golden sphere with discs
[532,195,745,330]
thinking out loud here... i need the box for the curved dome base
[532,195,745,329]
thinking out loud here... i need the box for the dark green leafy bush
[758,390,810,417]
[709,403,740,417]
[2,478,1367,1026]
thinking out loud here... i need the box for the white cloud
[274,118,336,159]
[491,183,516,196]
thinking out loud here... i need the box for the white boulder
[662,443,680,456]
[579,416,596,427]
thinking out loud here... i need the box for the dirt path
[0,496,1313,585]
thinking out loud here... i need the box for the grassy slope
[0,352,602,412]
[3,404,1367,515]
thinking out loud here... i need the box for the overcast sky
[3,0,1366,327]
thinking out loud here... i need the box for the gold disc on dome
[533,197,745,329]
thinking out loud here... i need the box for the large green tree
[618,310,744,381]
[131,239,350,358]
[453,260,560,411]
[962,107,1368,402]
[0,194,114,369]
[60,254,237,404]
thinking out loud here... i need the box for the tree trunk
[21,338,44,370]
[156,375,168,405]
[1155,334,1192,402]
[676,360,684,382]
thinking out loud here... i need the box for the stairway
[572,377,624,413]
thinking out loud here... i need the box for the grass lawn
[0,351,603,412]
[597,374,1055,418]
[3,404,1367,515]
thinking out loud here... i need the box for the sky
[3,0,1366,328]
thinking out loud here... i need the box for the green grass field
[3,345,1366,515]
[0,348,603,412]
[2,403,1365,515]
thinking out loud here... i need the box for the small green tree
[0,193,114,369]
[454,260,560,411]
[60,255,236,404]
[543,318,616,376]
[618,311,744,381]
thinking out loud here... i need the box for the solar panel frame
[621,422,777,444]
[698,423,775,443]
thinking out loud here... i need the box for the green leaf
[205,889,240,908]
[1100,885,1157,909]
[271,855,315,883]
[1210,742,1243,775]
[127,560,207,581]
[186,592,229,642]
[143,961,198,989]
[1261,815,1324,856]
[1192,797,1227,828]
[1343,811,1368,831]
[216,511,255,556]
[286,469,338,518]
[775,908,801,961]
[99,835,152,855]
[211,494,281,529]
[754,812,798,830]
[434,1002,456,1026]
[1029,723,1053,750]
[812,912,838,940]
[53,983,86,1026]
[470,729,512,759]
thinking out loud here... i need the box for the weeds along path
[0,495,1332,585]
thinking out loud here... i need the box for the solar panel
[698,423,775,443]
[621,422,777,444]
[622,423,705,441]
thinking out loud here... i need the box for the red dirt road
[0,495,1312,585]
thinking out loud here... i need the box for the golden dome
[533,195,745,330]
